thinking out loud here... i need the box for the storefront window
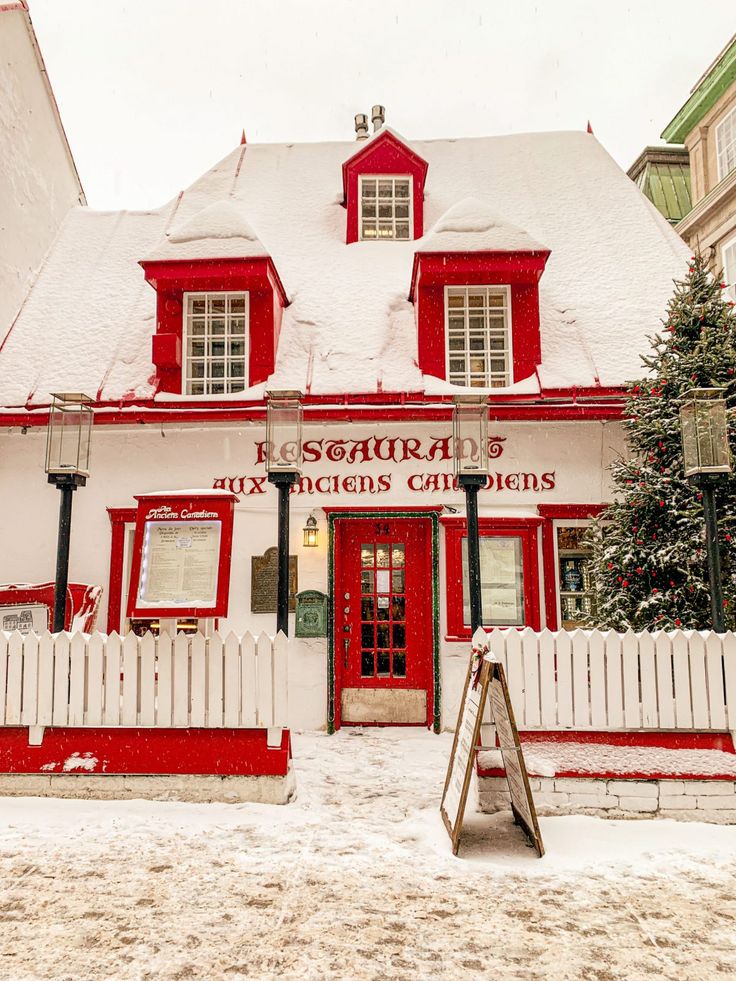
[557,527,595,629]
[461,536,524,626]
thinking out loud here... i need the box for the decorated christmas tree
[588,253,736,630]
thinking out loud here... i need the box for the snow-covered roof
[142,199,268,263]
[417,198,548,254]
[0,130,689,406]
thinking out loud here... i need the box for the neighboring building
[661,33,736,298]
[0,115,689,729]
[0,1,85,333]
[627,146,692,225]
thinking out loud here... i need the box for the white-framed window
[359,175,412,240]
[716,106,736,182]
[183,292,248,395]
[723,234,736,302]
[445,285,512,388]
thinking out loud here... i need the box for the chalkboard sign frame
[441,638,544,858]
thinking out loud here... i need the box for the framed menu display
[126,491,237,619]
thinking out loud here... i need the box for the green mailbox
[295,590,328,638]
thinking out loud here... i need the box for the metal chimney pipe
[371,105,385,133]
[354,113,369,141]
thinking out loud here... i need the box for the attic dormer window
[446,286,511,388]
[184,291,248,395]
[359,176,412,240]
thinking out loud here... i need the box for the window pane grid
[447,287,510,388]
[360,541,407,679]
[360,177,412,240]
[717,107,736,181]
[184,292,248,395]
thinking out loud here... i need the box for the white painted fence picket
[485,628,736,731]
[0,631,288,730]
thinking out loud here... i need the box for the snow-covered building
[0,0,85,332]
[0,113,689,729]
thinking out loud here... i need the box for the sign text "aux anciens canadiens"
[213,435,556,498]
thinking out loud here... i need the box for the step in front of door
[341,688,426,725]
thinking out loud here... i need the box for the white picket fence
[0,631,288,730]
[486,628,736,732]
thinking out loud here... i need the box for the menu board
[441,647,544,858]
[138,521,221,607]
[488,662,544,856]
[126,492,237,619]
[441,651,487,846]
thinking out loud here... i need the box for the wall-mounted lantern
[303,514,319,547]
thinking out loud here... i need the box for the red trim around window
[106,507,136,633]
[442,516,542,640]
[410,251,550,385]
[139,257,288,394]
[342,130,429,244]
[538,504,607,630]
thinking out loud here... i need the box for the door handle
[343,637,350,669]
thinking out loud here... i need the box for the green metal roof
[627,146,692,224]
[661,34,736,143]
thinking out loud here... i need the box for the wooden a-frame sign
[441,638,544,858]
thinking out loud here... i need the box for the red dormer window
[409,200,550,387]
[342,129,428,244]
[140,201,288,396]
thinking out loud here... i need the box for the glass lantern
[265,390,303,474]
[679,388,732,477]
[45,393,93,477]
[452,394,489,476]
[303,514,318,547]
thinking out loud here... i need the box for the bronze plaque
[251,547,298,613]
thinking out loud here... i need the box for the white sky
[29,0,736,210]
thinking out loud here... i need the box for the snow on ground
[1,729,736,980]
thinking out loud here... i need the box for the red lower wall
[0,727,291,777]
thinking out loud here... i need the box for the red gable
[342,128,429,244]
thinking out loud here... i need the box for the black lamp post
[266,390,303,636]
[453,395,490,635]
[45,393,93,632]
[679,387,732,632]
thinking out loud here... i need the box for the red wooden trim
[0,727,291,776]
[127,493,237,619]
[324,505,444,514]
[537,504,607,518]
[443,517,542,639]
[0,403,626,426]
[541,517,559,630]
[106,507,136,633]
[514,730,735,749]
[538,504,607,630]
[441,515,544,527]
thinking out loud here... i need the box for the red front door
[334,516,434,727]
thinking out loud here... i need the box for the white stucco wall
[0,7,84,334]
[0,417,626,730]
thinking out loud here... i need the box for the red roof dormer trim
[410,249,551,386]
[140,257,288,396]
[342,128,429,244]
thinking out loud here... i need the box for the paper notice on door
[138,521,221,607]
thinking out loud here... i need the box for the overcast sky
[29,0,736,210]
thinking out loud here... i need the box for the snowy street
[1,730,735,980]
